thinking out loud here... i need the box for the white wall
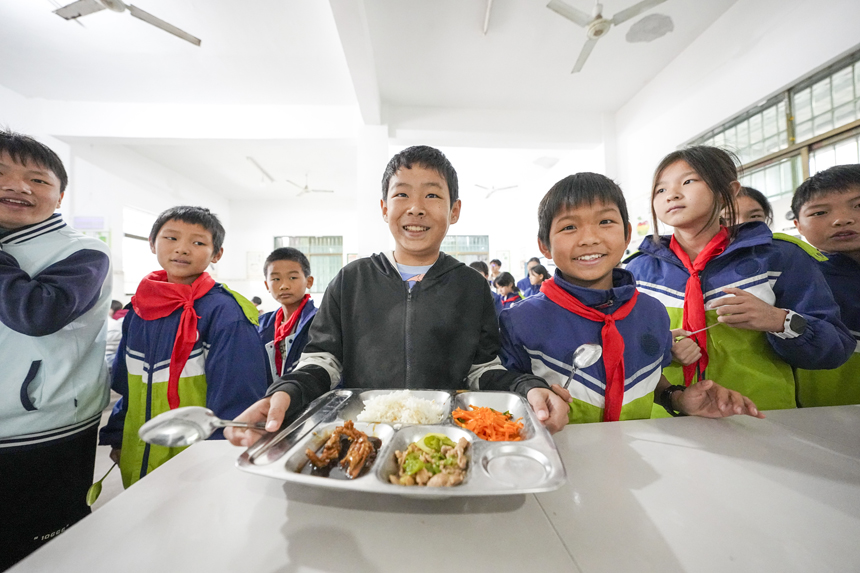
[615,0,860,237]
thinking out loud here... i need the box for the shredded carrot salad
[451,405,524,441]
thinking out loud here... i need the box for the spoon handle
[563,367,577,390]
[219,420,267,430]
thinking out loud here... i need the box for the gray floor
[90,391,125,511]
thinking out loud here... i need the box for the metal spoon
[138,406,267,448]
[86,462,117,506]
[563,343,603,390]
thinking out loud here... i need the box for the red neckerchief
[541,278,638,422]
[273,293,310,376]
[668,226,730,385]
[131,271,215,410]
[502,294,521,306]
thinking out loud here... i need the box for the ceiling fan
[287,175,334,198]
[547,0,667,73]
[52,0,202,46]
[476,184,518,199]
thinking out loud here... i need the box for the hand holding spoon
[138,406,267,448]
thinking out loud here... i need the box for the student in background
[105,299,125,369]
[524,263,551,297]
[489,258,502,285]
[734,186,773,225]
[625,146,854,417]
[251,295,264,316]
[792,164,860,407]
[494,271,524,311]
[0,131,112,569]
[500,172,761,423]
[257,247,317,381]
[224,146,568,448]
[469,260,501,314]
[517,256,541,293]
[100,206,268,487]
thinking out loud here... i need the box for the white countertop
[12,405,860,573]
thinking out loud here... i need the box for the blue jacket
[499,269,672,423]
[795,252,860,406]
[257,299,317,382]
[516,276,532,294]
[99,284,268,486]
[625,222,854,413]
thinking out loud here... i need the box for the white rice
[356,390,444,424]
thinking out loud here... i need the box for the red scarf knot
[273,293,311,376]
[540,278,638,422]
[668,226,730,385]
[131,270,216,410]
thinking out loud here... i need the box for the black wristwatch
[658,384,688,417]
[772,309,808,339]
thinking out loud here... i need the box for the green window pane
[834,102,857,128]
[735,120,750,148]
[795,119,813,141]
[812,77,833,116]
[723,126,736,150]
[763,107,778,138]
[813,111,834,136]
[793,88,812,123]
[764,135,781,155]
[749,114,763,144]
[832,67,855,107]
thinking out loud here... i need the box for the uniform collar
[552,267,637,314]
[0,213,66,245]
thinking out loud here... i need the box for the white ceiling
[0,0,740,200]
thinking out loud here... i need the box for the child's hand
[708,288,788,332]
[224,392,291,448]
[670,328,702,366]
[109,448,121,464]
[527,387,569,434]
[676,379,765,419]
[550,384,573,403]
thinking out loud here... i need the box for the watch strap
[658,384,688,417]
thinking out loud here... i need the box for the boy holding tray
[226,146,569,446]
[498,173,763,423]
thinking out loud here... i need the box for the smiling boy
[0,131,112,568]
[499,173,762,423]
[226,146,568,446]
[257,247,317,380]
[792,165,860,406]
[99,206,268,487]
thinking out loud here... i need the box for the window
[689,49,860,215]
[274,236,342,294]
[440,235,489,265]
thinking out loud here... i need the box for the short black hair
[527,257,541,265]
[530,264,551,282]
[490,259,502,267]
[738,186,773,225]
[149,206,226,253]
[0,130,68,193]
[469,260,489,276]
[251,296,263,305]
[110,300,123,313]
[263,247,311,278]
[381,146,459,208]
[792,164,860,216]
[493,271,519,292]
[538,172,629,247]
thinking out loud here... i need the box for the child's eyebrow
[655,171,697,186]
[0,161,51,177]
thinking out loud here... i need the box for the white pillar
[352,125,392,258]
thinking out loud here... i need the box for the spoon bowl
[139,406,266,447]
[563,343,603,390]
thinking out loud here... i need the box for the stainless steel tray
[236,389,567,496]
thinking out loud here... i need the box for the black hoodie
[268,252,547,418]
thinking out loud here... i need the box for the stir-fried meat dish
[305,420,381,479]
[389,433,469,487]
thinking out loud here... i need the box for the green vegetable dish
[389,433,470,487]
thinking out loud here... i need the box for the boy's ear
[448,199,462,224]
[56,192,64,209]
[380,199,388,222]
[210,247,224,264]
[149,241,156,255]
[263,280,271,293]
[306,275,314,290]
[625,222,633,249]
[538,238,552,260]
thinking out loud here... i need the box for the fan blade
[285,180,304,190]
[546,0,592,27]
[311,189,335,193]
[54,0,106,20]
[494,186,518,191]
[611,0,666,26]
[474,184,490,190]
[128,4,201,46]
[571,37,598,73]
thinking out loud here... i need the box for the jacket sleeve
[204,306,270,432]
[471,286,549,397]
[99,313,131,448]
[267,274,344,420]
[0,248,110,336]
[768,244,855,369]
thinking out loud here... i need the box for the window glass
[739,156,801,200]
[273,236,343,294]
[440,235,490,265]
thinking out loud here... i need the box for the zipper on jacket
[405,286,413,387]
